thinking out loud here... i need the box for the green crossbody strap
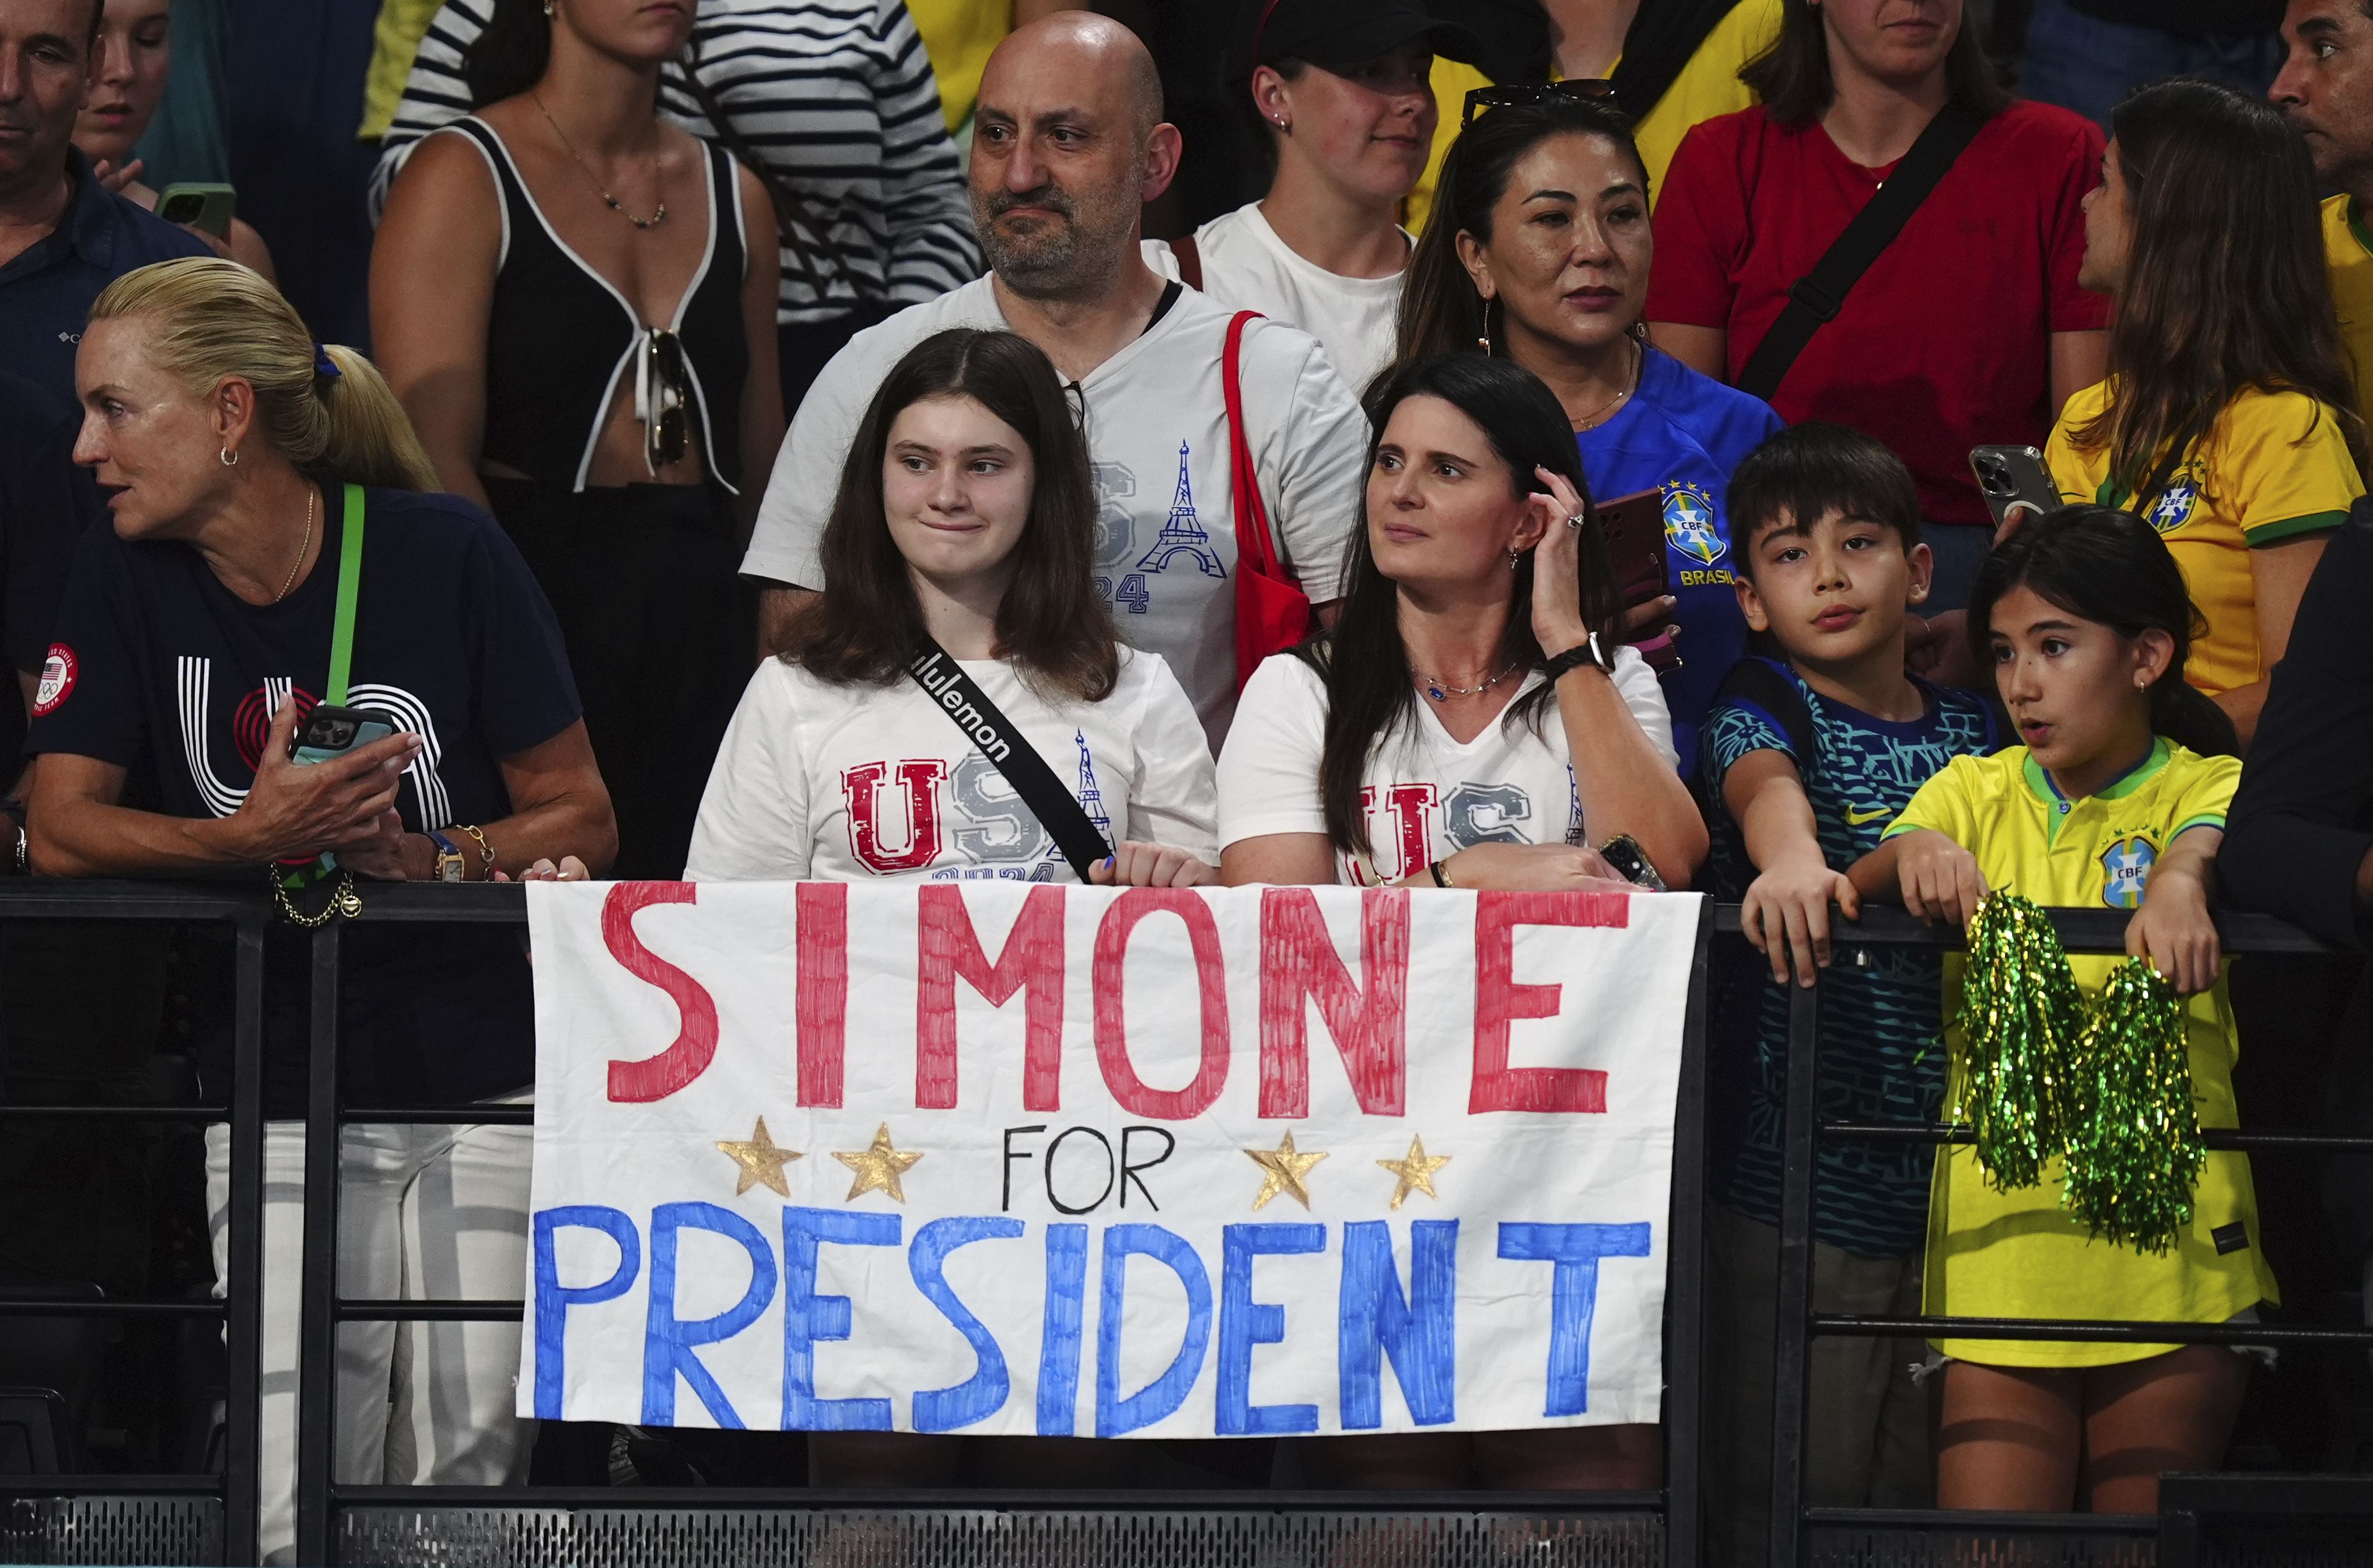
[324,484,365,706]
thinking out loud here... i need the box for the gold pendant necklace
[534,93,668,230]
[272,485,316,604]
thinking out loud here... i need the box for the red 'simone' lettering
[603,882,719,1103]
[1093,888,1228,1119]
[796,881,848,1107]
[916,883,1066,1110]
[1257,887,1408,1117]
[1470,890,1630,1114]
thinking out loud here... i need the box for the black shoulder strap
[1716,656,1818,769]
[1736,105,1986,402]
[1172,233,1203,293]
[906,638,1114,882]
[1611,0,1743,123]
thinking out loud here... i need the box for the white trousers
[205,1102,534,1565]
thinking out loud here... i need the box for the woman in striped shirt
[370,0,981,409]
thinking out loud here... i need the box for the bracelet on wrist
[1542,633,1612,682]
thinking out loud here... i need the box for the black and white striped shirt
[369,0,982,326]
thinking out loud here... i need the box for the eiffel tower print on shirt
[1135,440,1227,579]
[1074,730,1114,842]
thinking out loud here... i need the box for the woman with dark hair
[1650,0,2109,614]
[369,0,783,879]
[1216,352,1699,1488]
[1399,90,1782,766]
[2045,78,2367,751]
[1850,506,2266,1514]
[689,326,1214,888]
[1152,0,1481,397]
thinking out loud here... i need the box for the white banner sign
[520,881,1699,1440]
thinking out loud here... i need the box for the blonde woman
[27,257,613,1563]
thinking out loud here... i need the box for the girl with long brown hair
[2045,77,2367,750]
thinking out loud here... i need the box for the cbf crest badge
[2101,834,2157,909]
[1662,481,1725,566]
[2145,481,2200,534]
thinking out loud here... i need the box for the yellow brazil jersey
[1405,0,1783,233]
[1882,741,2278,1368]
[905,0,1012,132]
[2324,194,2373,422]
[2045,381,2362,696]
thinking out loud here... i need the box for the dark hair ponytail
[1311,354,1619,856]
[466,0,552,107]
[1968,506,2239,759]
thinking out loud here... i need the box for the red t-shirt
[1647,102,2108,528]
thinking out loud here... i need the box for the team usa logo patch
[32,645,75,716]
[2146,482,2200,534]
[2100,834,2158,909]
[1662,481,1726,566]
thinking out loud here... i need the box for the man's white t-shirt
[1151,203,1408,398]
[1215,650,1678,886]
[686,647,1217,883]
[740,274,1369,746]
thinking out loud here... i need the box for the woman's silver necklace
[1418,661,1520,703]
[1570,338,1642,432]
[272,486,316,604]
[533,93,667,229]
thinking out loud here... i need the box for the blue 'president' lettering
[1037,1222,1090,1435]
[909,1216,1026,1432]
[1497,1222,1653,1416]
[643,1202,776,1427]
[531,1205,640,1420]
[782,1206,902,1430]
[1338,1219,1458,1428]
[1217,1223,1323,1436]
[1095,1224,1212,1437]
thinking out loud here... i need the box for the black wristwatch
[1542,633,1613,681]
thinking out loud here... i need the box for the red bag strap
[1223,310,1279,578]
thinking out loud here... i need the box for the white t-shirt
[1215,650,1678,886]
[1149,204,1408,398]
[686,646,1218,884]
[740,274,1370,746]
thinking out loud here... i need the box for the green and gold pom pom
[2060,958,2204,1255]
[1954,891,2087,1192]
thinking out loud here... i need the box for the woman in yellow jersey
[1850,509,2272,1515]
[1406,0,1784,231]
[2045,80,2367,750]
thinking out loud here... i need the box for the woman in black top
[28,256,613,1561]
[372,0,784,878]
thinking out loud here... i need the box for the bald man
[741,13,1367,747]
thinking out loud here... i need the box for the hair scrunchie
[312,343,343,385]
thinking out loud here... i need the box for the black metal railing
[1755,904,2373,1568]
[5,885,2372,1568]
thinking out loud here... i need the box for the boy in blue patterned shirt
[1698,425,1998,1565]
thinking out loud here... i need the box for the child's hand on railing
[1891,828,1989,927]
[1741,855,1860,988]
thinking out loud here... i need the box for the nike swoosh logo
[1844,805,1893,825]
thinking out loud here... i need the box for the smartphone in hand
[291,705,398,766]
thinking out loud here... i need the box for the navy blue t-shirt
[1699,659,1999,1258]
[0,149,212,412]
[0,369,101,782]
[1575,345,1784,769]
[27,487,583,1113]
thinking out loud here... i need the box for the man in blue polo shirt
[0,0,210,412]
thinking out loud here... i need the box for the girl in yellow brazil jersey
[2045,80,2368,750]
[1847,509,2274,1516]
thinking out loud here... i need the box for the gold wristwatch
[428,830,467,883]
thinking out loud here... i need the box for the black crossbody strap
[1736,106,1986,403]
[906,639,1113,882]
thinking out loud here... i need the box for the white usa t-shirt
[1215,650,1678,886]
[1151,204,1408,399]
[740,274,1370,746]
[685,647,1217,883]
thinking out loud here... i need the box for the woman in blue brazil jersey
[1398,89,1783,765]
[24,258,614,1563]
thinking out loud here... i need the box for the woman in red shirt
[1647,0,2108,622]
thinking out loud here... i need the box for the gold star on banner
[1375,1135,1452,1210]
[1244,1131,1329,1211]
[834,1122,924,1203]
[715,1116,802,1198]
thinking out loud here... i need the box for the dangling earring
[1476,295,1496,356]
[542,0,554,14]
[1508,547,1521,571]
[219,446,239,468]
